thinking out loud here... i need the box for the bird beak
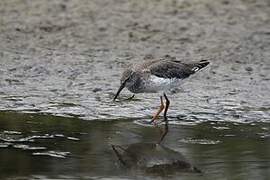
[113,83,125,101]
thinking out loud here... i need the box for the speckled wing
[148,60,209,79]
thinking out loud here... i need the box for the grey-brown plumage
[114,58,210,99]
[140,59,209,79]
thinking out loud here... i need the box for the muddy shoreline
[0,0,270,121]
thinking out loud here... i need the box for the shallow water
[0,111,269,180]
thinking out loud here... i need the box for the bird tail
[191,60,210,72]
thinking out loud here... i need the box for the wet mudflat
[0,0,270,179]
[0,0,269,121]
[0,111,270,180]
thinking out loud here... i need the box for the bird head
[113,69,136,101]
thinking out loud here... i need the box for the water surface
[0,111,269,179]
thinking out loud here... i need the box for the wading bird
[114,56,209,143]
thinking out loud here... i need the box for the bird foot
[149,118,163,127]
[148,119,155,125]
[152,121,159,127]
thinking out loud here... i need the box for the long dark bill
[113,83,125,101]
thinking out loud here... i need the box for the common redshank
[113,55,209,143]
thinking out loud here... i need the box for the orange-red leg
[158,93,170,144]
[150,96,165,124]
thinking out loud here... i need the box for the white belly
[143,75,182,93]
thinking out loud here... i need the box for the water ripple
[179,138,221,145]
[33,151,71,158]
[0,130,80,158]
[13,144,47,150]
